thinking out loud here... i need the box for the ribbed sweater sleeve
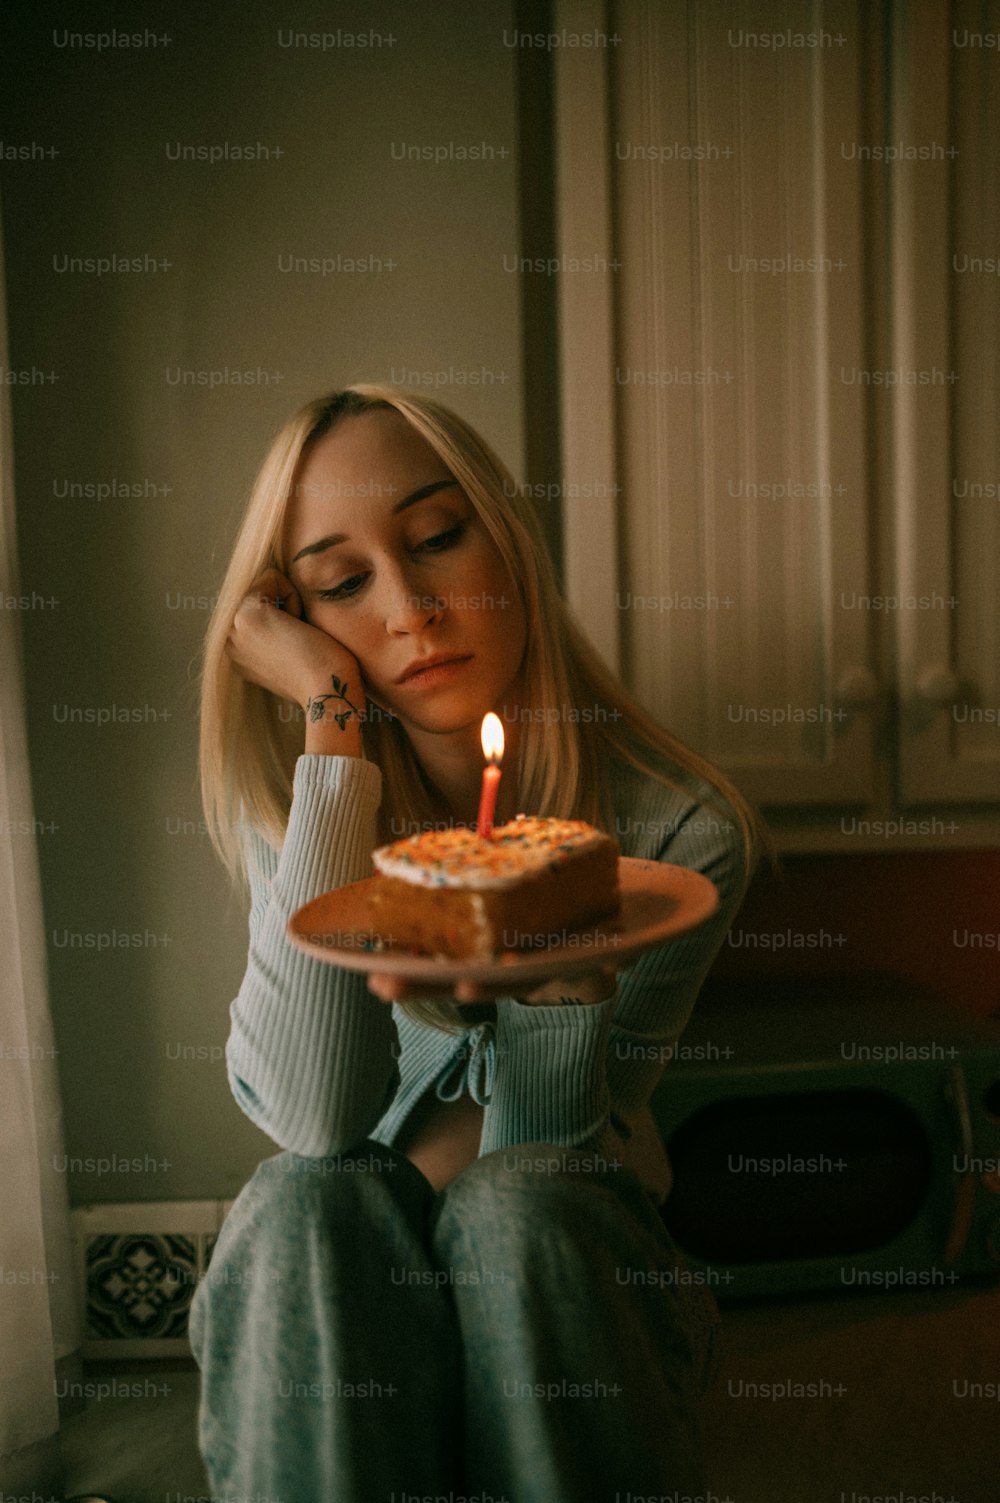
[225,754,400,1157]
[476,767,751,1158]
[479,995,619,1156]
[603,786,750,1124]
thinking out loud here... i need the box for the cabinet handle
[834,666,879,709]
[915,665,961,707]
[942,1063,976,1267]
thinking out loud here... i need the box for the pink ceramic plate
[287,858,719,986]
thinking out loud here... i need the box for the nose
[382,563,445,635]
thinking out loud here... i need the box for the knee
[437,1140,642,1252]
[253,1140,403,1208]
[192,1142,427,1344]
[210,1141,425,1268]
[230,1141,386,1220]
[450,1139,636,1206]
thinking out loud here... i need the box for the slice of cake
[368,815,621,961]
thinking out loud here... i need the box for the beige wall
[3,0,546,1201]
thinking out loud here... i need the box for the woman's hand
[226,568,363,710]
[367,963,622,1008]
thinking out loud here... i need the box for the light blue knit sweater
[225,751,748,1182]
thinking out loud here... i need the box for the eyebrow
[291,479,461,563]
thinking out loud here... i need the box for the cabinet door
[556,0,877,805]
[892,0,1000,804]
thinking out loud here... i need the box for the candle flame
[480,711,504,762]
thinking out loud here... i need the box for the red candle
[476,712,505,839]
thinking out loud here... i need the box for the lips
[396,653,473,684]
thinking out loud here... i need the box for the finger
[368,974,402,1001]
[368,974,452,1005]
[249,569,302,618]
[271,569,304,619]
[454,979,494,1002]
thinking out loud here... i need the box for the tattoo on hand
[306,675,362,729]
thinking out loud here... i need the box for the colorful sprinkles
[372,815,610,890]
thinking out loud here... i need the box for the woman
[190,384,768,1502]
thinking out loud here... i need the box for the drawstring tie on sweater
[434,1022,496,1106]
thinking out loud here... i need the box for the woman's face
[282,408,527,735]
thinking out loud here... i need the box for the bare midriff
[394,1001,495,1191]
[395,1089,485,1192]
[396,1085,674,1205]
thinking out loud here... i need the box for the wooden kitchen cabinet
[552,0,1000,850]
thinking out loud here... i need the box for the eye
[318,572,367,602]
[418,522,465,552]
[316,523,466,603]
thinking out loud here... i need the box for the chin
[394,695,496,734]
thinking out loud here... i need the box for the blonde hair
[199,384,773,1032]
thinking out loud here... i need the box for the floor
[700,1279,1000,1502]
[59,1361,209,1503]
[60,1281,1000,1503]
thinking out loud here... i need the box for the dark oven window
[662,1090,933,1263]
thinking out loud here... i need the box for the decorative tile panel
[86,1233,198,1340]
[73,1200,229,1359]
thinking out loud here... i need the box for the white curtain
[0,197,81,1496]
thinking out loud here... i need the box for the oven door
[650,1059,980,1299]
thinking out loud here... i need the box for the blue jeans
[188,1139,719,1503]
